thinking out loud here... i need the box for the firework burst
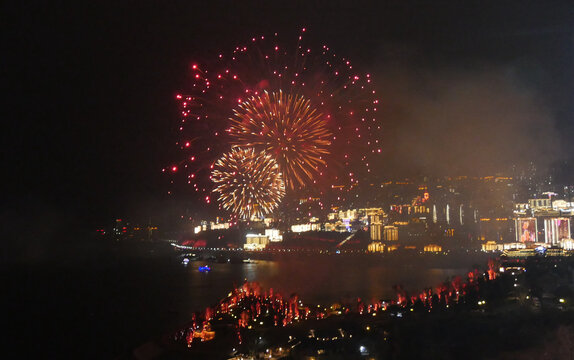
[211,147,285,219]
[228,90,331,189]
[167,28,382,211]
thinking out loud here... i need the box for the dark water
[4,242,490,358]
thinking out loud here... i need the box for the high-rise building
[369,213,385,241]
[383,225,399,241]
[544,218,570,245]
[515,218,538,243]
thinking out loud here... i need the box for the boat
[198,265,211,273]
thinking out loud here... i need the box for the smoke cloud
[375,61,562,177]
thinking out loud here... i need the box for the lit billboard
[544,218,571,245]
[515,218,537,243]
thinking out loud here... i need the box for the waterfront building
[424,244,442,252]
[501,248,537,258]
[482,241,500,252]
[482,242,526,252]
[265,229,283,242]
[367,241,384,253]
[383,226,399,241]
[291,223,322,233]
[244,234,269,250]
[502,242,527,250]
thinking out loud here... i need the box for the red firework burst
[167,28,382,210]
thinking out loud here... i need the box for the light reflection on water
[8,249,489,358]
[181,256,475,311]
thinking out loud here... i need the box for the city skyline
[4,1,574,247]
[6,3,574,358]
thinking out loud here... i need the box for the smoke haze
[376,62,562,177]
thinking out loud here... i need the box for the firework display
[167,28,382,214]
[211,147,285,219]
[229,90,331,189]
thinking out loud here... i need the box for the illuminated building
[503,246,570,258]
[210,221,230,230]
[502,248,537,258]
[338,209,357,222]
[201,220,208,232]
[544,218,571,245]
[383,226,398,241]
[546,248,568,256]
[530,196,560,217]
[514,203,529,216]
[561,238,574,250]
[363,208,385,217]
[370,222,382,241]
[551,200,574,214]
[483,242,527,251]
[244,234,269,250]
[291,223,321,233]
[386,244,399,252]
[529,198,551,209]
[424,244,442,253]
[265,229,283,242]
[369,213,384,241]
[324,223,337,232]
[481,241,500,252]
[390,204,428,216]
[367,241,384,253]
[502,242,526,250]
[515,218,538,243]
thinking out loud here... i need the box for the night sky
[3,1,574,253]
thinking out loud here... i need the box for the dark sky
[3,1,574,247]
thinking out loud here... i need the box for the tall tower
[370,214,383,241]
